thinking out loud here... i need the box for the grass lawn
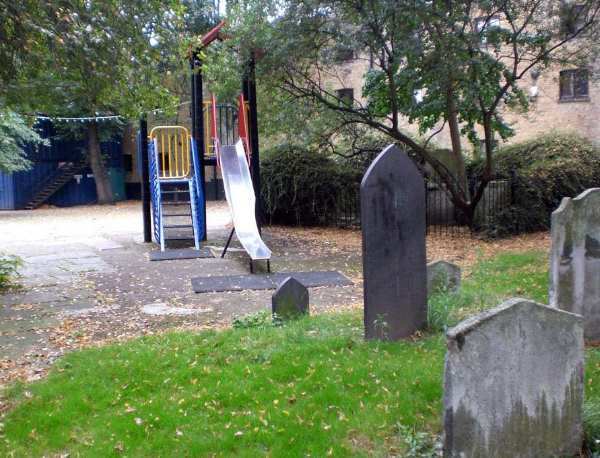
[2,250,600,456]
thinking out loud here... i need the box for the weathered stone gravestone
[272,277,309,319]
[443,298,584,457]
[550,188,600,340]
[427,260,461,295]
[361,144,427,340]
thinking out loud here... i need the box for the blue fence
[0,121,125,210]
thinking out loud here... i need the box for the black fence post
[140,116,151,243]
[243,52,262,229]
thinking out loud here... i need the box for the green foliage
[232,310,283,329]
[181,0,221,35]
[584,398,600,454]
[0,1,60,88]
[209,0,600,227]
[261,144,362,226]
[0,314,445,456]
[586,348,600,455]
[0,110,46,173]
[6,1,185,119]
[0,254,22,291]
[469,133,600,237]
[427,251,549,331]
[4,249,600,456]
[396,423,441,457]
[2,0,188,202]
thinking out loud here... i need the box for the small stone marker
[272,277,309,319]
[443,298,584,457]
[550,188,600,340]
[427,260,461,295]
[361,144,427,340]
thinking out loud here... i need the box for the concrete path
[0,202,361,386]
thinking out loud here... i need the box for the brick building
[328,50,599,154]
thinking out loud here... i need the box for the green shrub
[584,399,600,455]
[469,133,600,237]
[0,254,22,291]
[261,144,362,226]
[232,310,283,329]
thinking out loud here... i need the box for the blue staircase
[148,127,205,251]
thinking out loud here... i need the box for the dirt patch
[269,226,550,274]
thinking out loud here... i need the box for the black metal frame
[250,259,271,274]
[221,227,271,273]
[141,44,266,273]
[140,117,152,243]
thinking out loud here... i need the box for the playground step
[162,201,191,206]
[164,224,193,229]
[163,213,191,217]
[161,189,190,194]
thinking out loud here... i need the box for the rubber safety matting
[191,270,353,293]
[149,248,214,261]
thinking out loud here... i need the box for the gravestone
[550,188,600,340]
[361,144,427,340]
[427,260,461,295]
[443,298,584,457]
[272,277,309,319]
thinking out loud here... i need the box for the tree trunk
[87,121,114,204]
[446,84,470,202]
[121,123,137,180]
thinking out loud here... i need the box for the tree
[4,1,186,203]
[0,1,63,90]
[208,0,600,225]
[0,110,46,173]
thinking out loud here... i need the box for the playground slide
[220,140,272,261]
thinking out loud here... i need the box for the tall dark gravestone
[361,145,427,340]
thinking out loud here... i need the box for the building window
[336,88,354,105]
[562,4,586,36]
[559,69,589,101]
[475,16,501,44]
[334,47,355,63]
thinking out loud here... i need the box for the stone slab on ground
[149,247,214,261]
[443,298,584,457]
[272,277,309,319]
[1,288,67,306]
[550,188,600,340]
[84,237,124,251]
[361,144,427,340]
[141,302,213,316]
[191,271,352,293]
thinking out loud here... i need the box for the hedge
[261,134,600,236]
[260,144,363,226]
[469,133,600,237]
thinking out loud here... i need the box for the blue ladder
[148,126,205,251]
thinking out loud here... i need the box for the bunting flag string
[32,114,123,123]
[27,101,192,123]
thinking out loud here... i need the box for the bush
[584,399,600,455]
[261,144,363,226]
[469,133,600,237]
[0,255,22,291]
[232,310,283,329]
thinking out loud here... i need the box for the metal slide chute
[219,140,271,261]
[210,93,271,266]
